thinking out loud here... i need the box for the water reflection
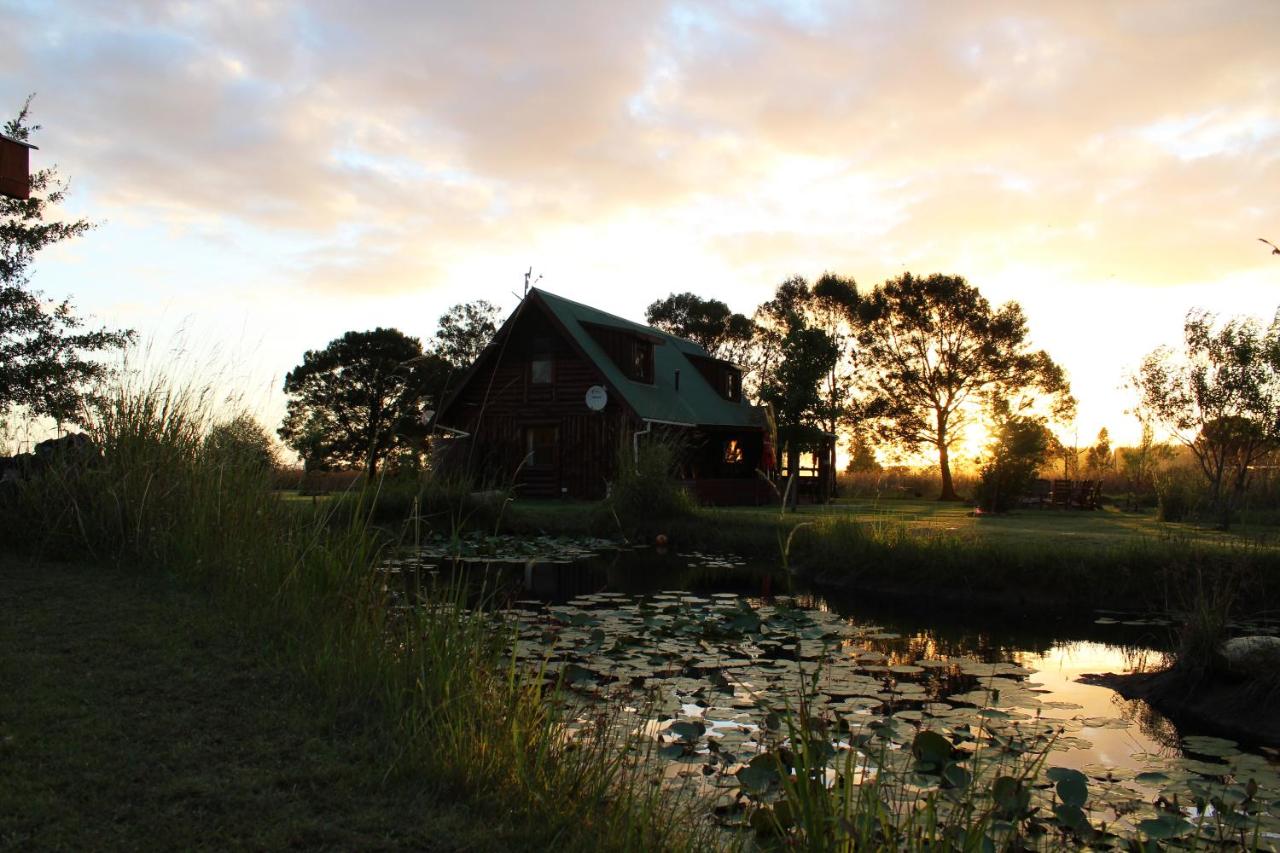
[380,542,1280,842]
[385,543,1184,766]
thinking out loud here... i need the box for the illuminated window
[526,426,557,467]
[723,439,744,465]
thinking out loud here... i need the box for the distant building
[434,288,833,504]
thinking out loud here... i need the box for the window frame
[529,353,554,385]
[629,338,654,384]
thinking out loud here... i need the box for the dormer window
[629,339,653,383]
[582,322,657,384]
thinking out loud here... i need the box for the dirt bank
[1080,669,1280,748]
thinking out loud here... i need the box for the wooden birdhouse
[0,133,36,200]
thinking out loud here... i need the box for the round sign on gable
[585,385,608,411]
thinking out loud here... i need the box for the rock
[35,432,99,465]
[1219,636,1280,679]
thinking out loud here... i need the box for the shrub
[1156,466,1203,522]
[608,436,694,524]
[972,415,1051,512]
[204,412,278,473]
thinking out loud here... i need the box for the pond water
[381,536,1280,844]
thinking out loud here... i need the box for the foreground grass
[1,377,704,853]
[0,556,521,850]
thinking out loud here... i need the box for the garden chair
[1072,479,1098,509]
[1050,479,1072,509]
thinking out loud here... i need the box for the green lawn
[0,557,535,851]
[708,498,1270,549]
[505,495,1279,552]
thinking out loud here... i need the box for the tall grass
[606,435,696,526]
[0,373,708,851]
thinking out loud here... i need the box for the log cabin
[433,287,817,504]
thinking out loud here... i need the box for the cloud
[3,0,1277,308]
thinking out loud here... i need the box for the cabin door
[521,423,560,497]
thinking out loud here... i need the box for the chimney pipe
[674,369,680,391]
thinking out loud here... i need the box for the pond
[381,535,1280,845]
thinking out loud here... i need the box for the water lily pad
[1137,814,1193,839]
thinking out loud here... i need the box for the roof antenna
[519,266,543,299]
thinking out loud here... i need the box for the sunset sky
[4,1,1278,462]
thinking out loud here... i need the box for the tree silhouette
[1,96,132,424]
[279,328,451,477]
[645,292,754,361]
[430,300,501,368]
[754,276,845,497]
[856,273,1070,501]
[1136,309,1280,528]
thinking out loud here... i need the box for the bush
[322,469,503,533]
[972,416,1051,513]
[1156,467,1203,522]
[608,436,694,524]
[204,413,278,474]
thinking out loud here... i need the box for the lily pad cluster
[400,532,622,564]
[505,591,1280,848]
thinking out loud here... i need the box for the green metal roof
[532,288,760,428]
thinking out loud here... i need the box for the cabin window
[529,336,554,384]
[722,369,740,401]
[723,439,744,465]
[629,339,653,383]
[525,425,558,467]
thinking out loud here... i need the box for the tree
[205,413,278,472]
[855,272,1071,501]
[1046,431,1081,479]
[1,96,132,424]
[1119,421,1173,508]
[810,273,860,438]
[846,430,881,473]
[1136,309,1280,527]
[1084,427,1113,477]
[279,328,452,478]
[754,277,844,501]
[430,300,501,368]
[645,292,755,362]
[973,405,1052,513]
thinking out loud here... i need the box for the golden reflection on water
[1018,641,1180,771]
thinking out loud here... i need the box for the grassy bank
[0,379,703,852]
[499,498,1280,612]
